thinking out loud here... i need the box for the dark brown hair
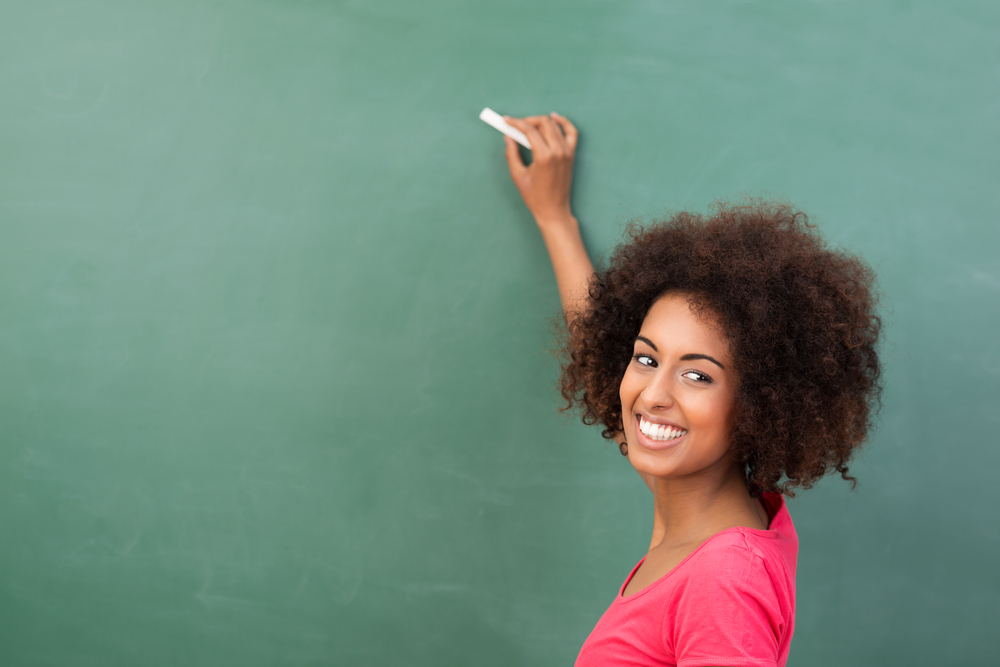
[562,200,882,495]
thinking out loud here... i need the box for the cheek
[618,370,639,412]
[685,387,733,429]
[617,378,636,433]
[710,392,738,440]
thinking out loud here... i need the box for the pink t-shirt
[575,493,797,667]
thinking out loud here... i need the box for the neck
[645,462,764,551]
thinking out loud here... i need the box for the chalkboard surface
[2,1,998,665]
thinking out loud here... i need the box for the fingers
[534,115,567,156]
[550,112,578,151]
[505,114,576,159]
[503,116,547,154]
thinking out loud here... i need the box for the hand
[502,113,579,228]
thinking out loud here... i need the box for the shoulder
[676,530,780,593]
[665,530,796,665]
[670,519,797,615]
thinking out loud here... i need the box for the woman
[498,113,882,666]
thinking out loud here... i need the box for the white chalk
[479,107,531,149]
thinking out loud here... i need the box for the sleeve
[666,543,786,667]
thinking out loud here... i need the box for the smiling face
[619,292,740,483]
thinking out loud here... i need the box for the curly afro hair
[562,199,882,496]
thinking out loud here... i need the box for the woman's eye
[682,370,713,383]
[633,353,656,367]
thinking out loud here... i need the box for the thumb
[504,136,526,180]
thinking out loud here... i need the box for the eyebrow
[635,336,727,370]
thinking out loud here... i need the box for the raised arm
[499,114,660,513]
[502,113,593,319]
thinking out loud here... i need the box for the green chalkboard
[2,1,998,665]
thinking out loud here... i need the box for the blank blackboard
[2,1,998,665]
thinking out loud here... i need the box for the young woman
[498,113,882,666]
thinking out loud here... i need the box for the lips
[637,416,688,442]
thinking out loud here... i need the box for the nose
[641,369,676,410]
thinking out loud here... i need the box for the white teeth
[638,417,688,441]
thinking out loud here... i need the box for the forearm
[536,213,594,319]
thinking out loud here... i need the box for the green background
[2,1,997,665]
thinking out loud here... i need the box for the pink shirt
[575,493,797,667]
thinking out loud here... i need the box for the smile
[638,416,688,442]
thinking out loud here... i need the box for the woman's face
[619,293,739,482]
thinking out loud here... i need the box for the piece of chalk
[479,107,531,149]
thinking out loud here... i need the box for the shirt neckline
[617,493,786,603]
